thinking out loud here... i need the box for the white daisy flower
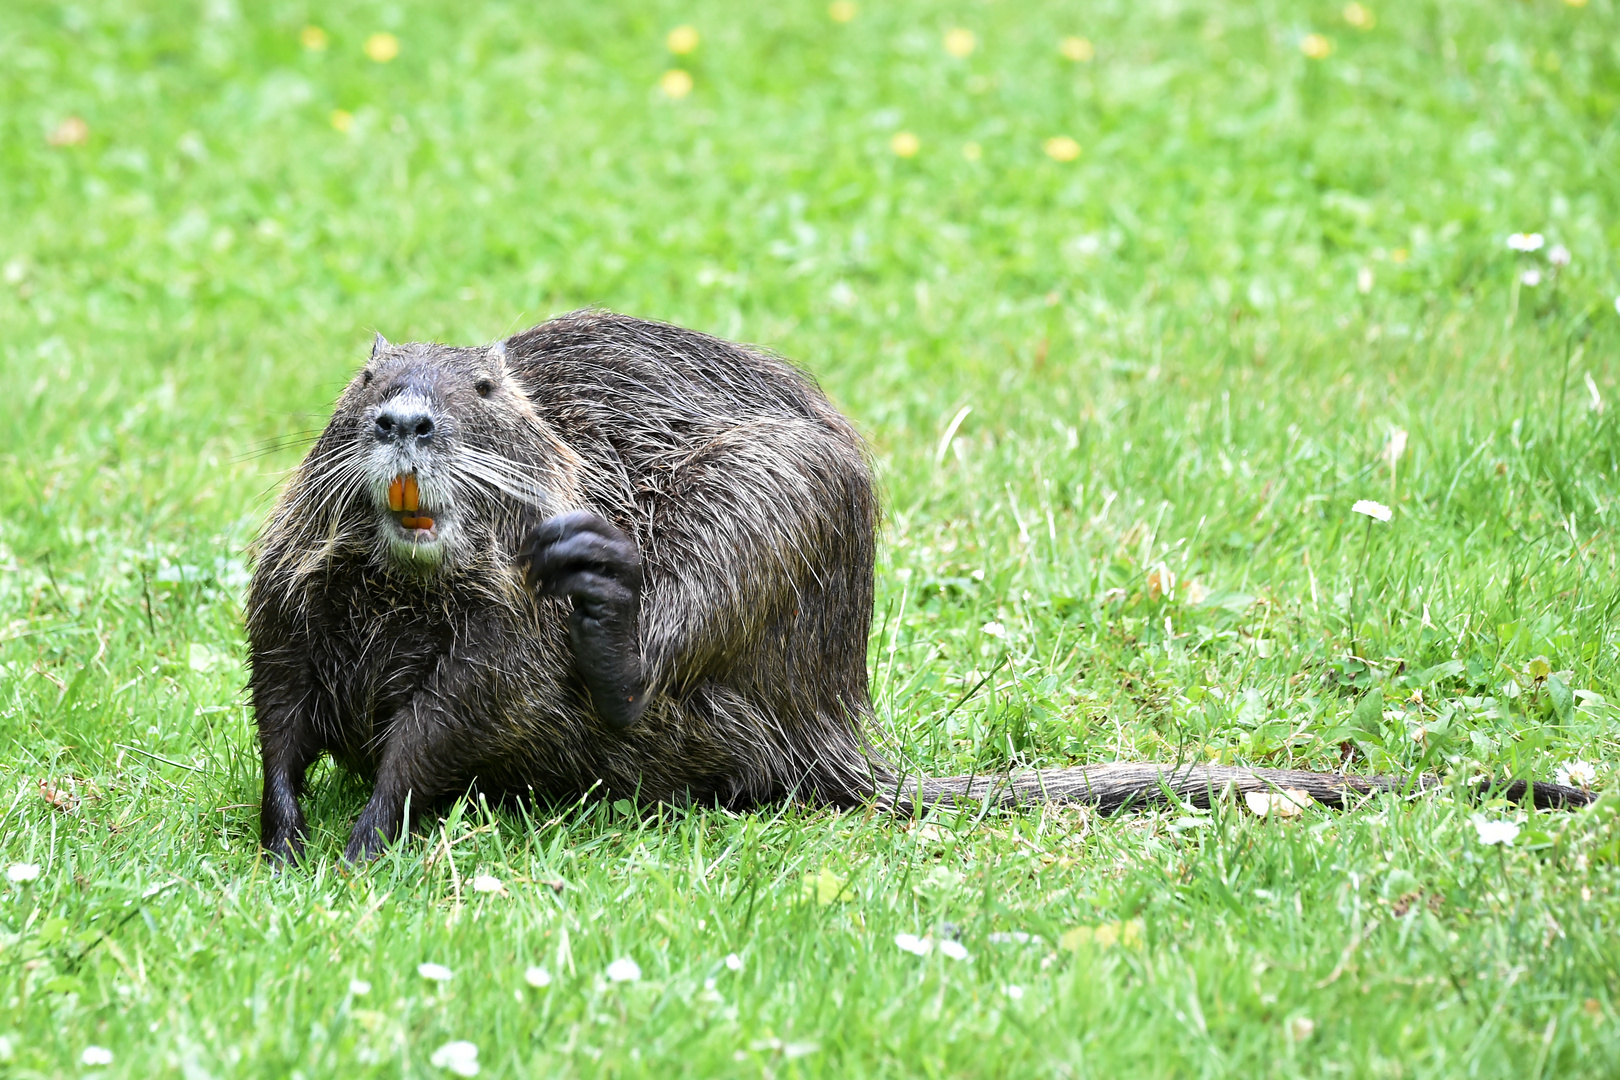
[1506,232,1544,252]
[938,939,970,962]
[724,953,744,972]
[1547,244,1571,267]
[980,621,1006,639]
[429,1040,480,1077]
[606,957,642,982]
[1351,500,1392,522]
[6,863,40,883]
[1004,984,1025,1000]
[894,933,932,956]
[1555,760,1596,789]
[1472,816,1520,846]
[81,1047,113,1066]
[417,962,454,982]
[348,979,372,996]
[470,874,503,894]
[1521,268,1542,287]
[523,966,552,988]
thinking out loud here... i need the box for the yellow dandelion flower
[300,26,329,51]
[365,33,399,63]
[944,28,976,58]
[1060,36,1094,62]
[1300,33,1332,59]
[1342,3,1375,28]
[828,0,857,22]
[666,25,700,55]
[890,131,920,157]
[47,116,89,146]
[1043,135,1081,162]
[330,109,354,133]
[962,141,982,161]
[1390,247,1408,264]
[659,69,694,98]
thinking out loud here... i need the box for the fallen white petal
[1245,790,1309,818]
[429,1040,480,1077]
[606,957,642,982]
[417,962,454,982]
[894,933,932,956]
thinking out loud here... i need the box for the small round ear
[488,339,508,364]
[371,332,389,359]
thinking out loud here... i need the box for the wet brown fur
[249,311,1590,861]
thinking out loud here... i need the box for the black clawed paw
[521,511,643,601]
[521,511,647,731]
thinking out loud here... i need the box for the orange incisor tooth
[403,474,420,512]
[415,516,434,530]
[388,476,404,512]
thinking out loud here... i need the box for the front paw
[341,826,393,866]
[261,829,306,868]
[519,511,647,729]
[520,510,643,618]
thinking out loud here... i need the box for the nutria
[248,311,1591,864]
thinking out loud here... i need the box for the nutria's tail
[871,763,1594,815]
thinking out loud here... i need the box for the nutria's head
[264,335,584,582]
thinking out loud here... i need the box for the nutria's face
[325,336,569,574]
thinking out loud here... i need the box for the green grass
[3,0,1620,1075]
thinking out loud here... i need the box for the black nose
[374,402,436,444]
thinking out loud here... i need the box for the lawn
[2,0,1619,1075]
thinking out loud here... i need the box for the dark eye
[361,370,374,386]
[475,378,494,398]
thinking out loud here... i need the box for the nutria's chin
[249,311,1594,867]
[380,510,452,569]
